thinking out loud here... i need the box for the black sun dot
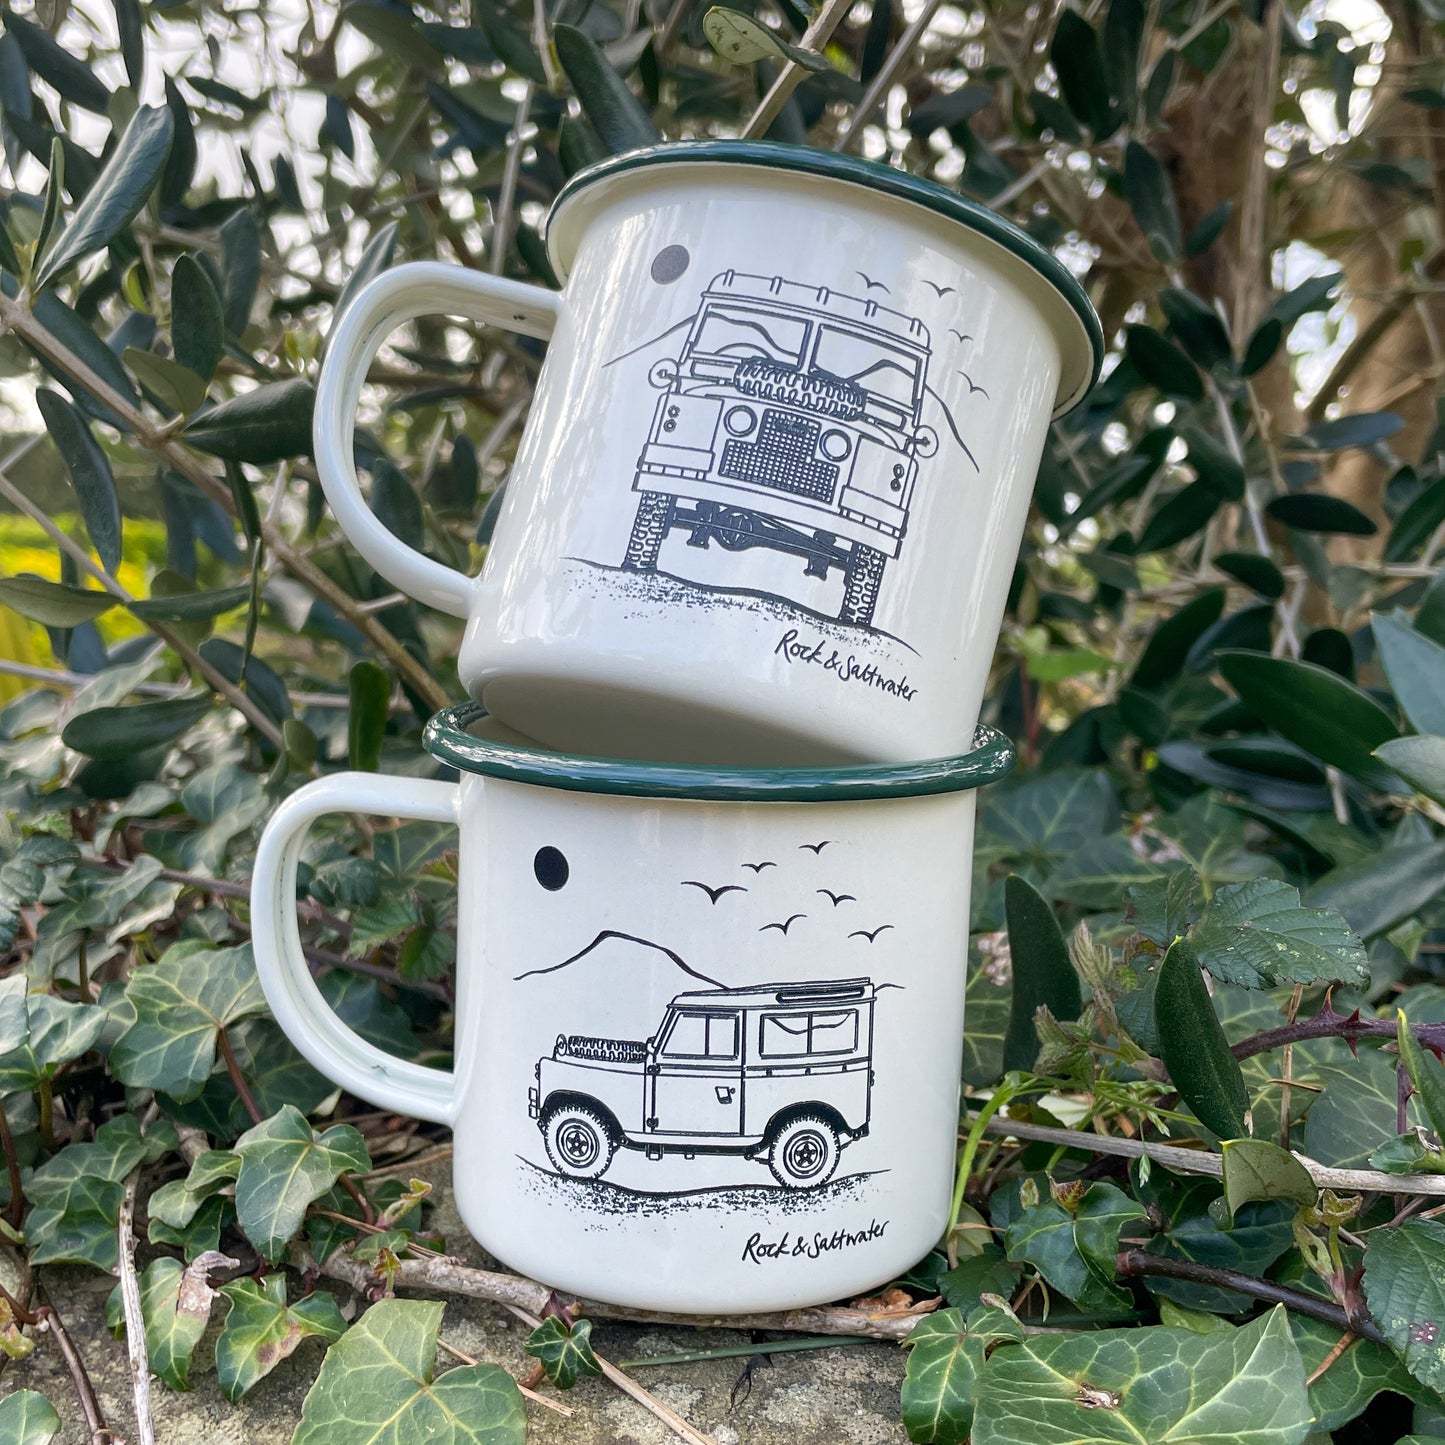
[650,245,691,284]
[534,846,569,891]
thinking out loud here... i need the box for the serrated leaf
[1156,941,1250,1139]
[216,1274,347,1402]
[35,105,173,290]
[702,8,828,71]
[170,254,224,383]
[348,660,389,772]
[62,696,212,760]
[524,1316,603,1390]
[1364,1219,1445,1394]
[1220,1139,1316,1220]
[0,1391,61,1445]
[0,576,117,627]
[971,1307,1312,1445]
[553,24,660,154]
[184,378,316,464]
[34,389,121,574]
[1124,868,1200,947]
[292,1298,526,1445]
[110,944,267,1100]
[1003,874,1082,1071]
[1218,652,1401,790]
[234,1105,370,1263]
[1185,877,1368,990]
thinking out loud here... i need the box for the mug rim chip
[423,703,1016,801]
[544,139,1104,416]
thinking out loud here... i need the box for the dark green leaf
[1005,1184,1142,1313]
[219,209,262,335]
[1214,551,1285,599]
[62,697,212,760]
[524,1316,603,1390]
[1124,867,1199,947]
[0,1391,60,1445]
[123,1254,228,1391]
[113,0,145,88]
[1220,1138,1316,1220]
[1305,1048,1421,1169]
[171,253,224,383]
[348,660,389,772]
[1266,493,1378,535]
[292,1299,526,1445]
[215,1275,347,1403]
[905,85,994,136]
[1104,0,1143,119]
[1297,411,1403,451]
[1180,427,1245,500]
[902,1305,1025,1444]
[1387,478,1445,563]
[184,378,316,464]
[35,138,64,269]
[1218,652,1401,789]
[1155,941,1250,1138]
[332,221,400,334]
[1138,480,1223,552]
[35,105,173,290]
[5,14,111,112]
[1240,317,1283,376]
[1049,10,1116,137]
[1399,1009,1445,1143]
[1132,589,1226,690]
[0,576,117,627]
[478,8,546,82]
[343,3,444,66]
[1374,610,1445,736]
[1185,201,1233,258]
[1002,874,1082,1071]
[1268,271,1342,328]
[1160,287,1231,370]
[199,638,292,725]
[1306,838,1445,940]
[1123,141,1182,261]
[124,347,209,414]
[370,457,424,551]
[1376,736,1445,806]
[1124,325,1202,400]
[34,388,121,573]
[1364,1219,1445,1394]
[1290,1314,1433,1434]
[127,581,251,623]
[553,24,660,153]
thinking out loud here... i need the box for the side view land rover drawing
[528,977,877,1189]
[619,272,943,629]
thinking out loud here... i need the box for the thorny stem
[1116,1249,1385,1344]
[216,1026,263,1125]
[1232,1004,1445,1063]
[36,1288,114,1444]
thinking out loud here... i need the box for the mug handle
[313,262,564,618]
[250,771,461,1125]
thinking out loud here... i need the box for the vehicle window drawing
[759,1009,859,1058]
[813,328,918,406]
[692,308,807,364]
[662,1011,739,1059]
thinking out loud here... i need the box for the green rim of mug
[544,138,1103,416]
[423,703,1015,802]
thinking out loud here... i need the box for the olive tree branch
[741,0,857,140]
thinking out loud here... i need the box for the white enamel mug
[314,141,1101,766]
[249,704,1013,1313]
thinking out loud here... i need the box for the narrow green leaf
[34,388,121,573]
[1160,286,1232,370]
[1214,551,1285,600]
[1399,1010,1445,1144]
[184,378,316,464]
[0,576,117,627]
[1185,200,1233,258]
[553,24,660,154]
[292,1300,526,1445]
[1049,10,1116,137]
[62,697,212,760]
[369,457,424,551]
[127,581,251,623]
[1002,874,1082,1072]
[1218,652,1401,789]
[1132,588,1226,690]
[1220,1139,1316,1220]
[332,220,399,327]
[219,208,262,335]
[124,347,209,415]
[477,8,546,82]
[34,105,174,291]
[1374,610,1445,736]
[1299,411,1403,452]
[348,660,389,772]
[1155,941,1250,1139]
[1124,325,1202,400]
[1266,493,1378,536]
[1386,478,1445,563]
[1376,736,1445,805]
[35,138,65,269]
[5,14,111,113]
[1138,479,1222,552]
[113,0,145,89]
[1123,140,1182,261]
[1180,426,1246,500]
[1241,317,1283,376]
[171,253,224,383]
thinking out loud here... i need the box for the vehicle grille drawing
[616,270,959,629]
[528,977,878,1190]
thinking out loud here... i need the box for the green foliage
[523,1316,603,1389]
[215,1275,347,1402]
[0,1391,60,1445]
[1364,1221,1445,1395]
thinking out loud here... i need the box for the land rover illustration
[619,272,941,629]
[528,978,877,1189]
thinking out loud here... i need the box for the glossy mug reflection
[248,706,1013,1314]
[314,141,1101,765]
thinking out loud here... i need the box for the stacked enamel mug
[249,141,1102,1315]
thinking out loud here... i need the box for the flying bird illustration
[742,860,777,873]
[682,880,746,904]
[958,371,989,398]
[761,914,806,936]
[855,271,889,293]
[948,328,974,343]
[799,840,833,854]
[849,924,895,943]
[923,280,957,297]
[817,888,857,906]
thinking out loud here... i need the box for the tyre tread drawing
[840,545,886,627]
[623,493,672,570]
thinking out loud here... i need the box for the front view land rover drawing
[619,272,941,629]
[528,978,877,1189]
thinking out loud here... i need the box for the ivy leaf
[1290,1314,1433,1433]
[1155,941,1250,1140]
[110,943,267,1100]
[1002,874,1081,1072]
[0,576,118,627]
[292,1298,526,1445]
[902,1304,1025,1444]
[1183,877,1368,990]
[971,1307,1312,1445]
[233,1105,371,1263]
[0,1391,61,1445]
[62,697,212,760]
[1220,1139,1316,1221]
[215,1275,347,1403]
[35,105,174,290]
[116,1253,234,1391]
[523,1316,603,1390]
[34,389,121,574]
[1005,1182,1145,1312]
[0,993,106,1091]
[1364,1218,1445,1394]
[184,378,317,464]
[553,24,660,154]
[1305,1048,1424,1170]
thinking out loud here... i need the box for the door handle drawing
[716,1086,735,1104]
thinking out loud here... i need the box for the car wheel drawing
[543,1101,619,1180]
[766,1112,842,1188]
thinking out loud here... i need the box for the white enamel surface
[251,770,976,1314]
[316,167,1070,766]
